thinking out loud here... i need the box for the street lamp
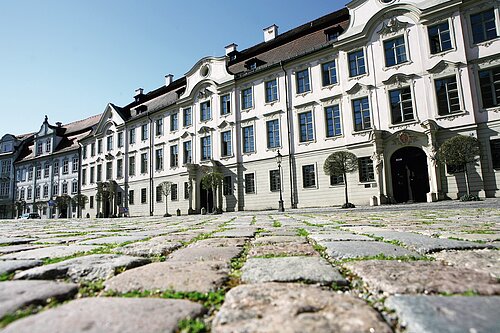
[275,150,285,212]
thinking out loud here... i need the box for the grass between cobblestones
[177,318,207,333]
[0,272,14,281]
[0,298,63,329]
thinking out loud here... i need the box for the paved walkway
[0,200,499,332]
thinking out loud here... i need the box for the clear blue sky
[0,0,344,136]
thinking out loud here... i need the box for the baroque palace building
[5,0,500,218]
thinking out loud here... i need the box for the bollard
[201,207,207,215]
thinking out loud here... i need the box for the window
[28,168,33,181]
[384,36,407,67]
[389,87,414,124]
[72,157,78,173]
[156,148,164,171]
[141,124,148,141]
[184,182,190,199]
[241,88,253,109]
[302,165,316,188]
[36,165,41,179]
[183,108,192,127]
[322,61,337,86]
[348,49,366,77]
[141,188,147,204]
[200,101,211,121]
[44,164,50,178]
[156,185,163,202]
[117,132,124,148]
[46,139,51,152]
[171,184,178,201]
[97,139,103,154]
[129,190,134,205]
[330,174,344,186]
[265,79,278,103]
[107,136,113,151]
[72,180,78,194]
[325,105,342,137]
[63,160,69,174]
[20,188,25,200]
[267,119,280,148]
[117,159,123,178]
[129,156,136,176]
[52,183,59,197]
[36,142,43,155]
[141,153,148,174]
[27,187,32,200]
[42,184,48,198]
[61,183,67,195]
[359,157,375,182]
[90,196,94,209]
[428,21,452,54]
[201,136,211,161]
[91,143,96,156]
[183,141,192,164]
[243,126,255,153]
[221,131,232,157]
[35,186,41,199]
[296,69,311,94]
[299,111,314,142]
[352,97,371,131]
[106,162,112,180]
[53,161,59,176]
[156,118,164,136]
[82,168,87,185]
[327,30,340,41]
[223,176,232,195]
[245,173,255,194]
[170,113,178,131]
[90,166,95,184]
[220,95,231,115]
[470,9,498,44]
[270,170,281,192]
[170,145,178,167]
[479,66,500,108]
[435,76,460,115]
[96,164,102,182]
[129,128,136,144]
[490,139,500,169]
[82,145,87,159]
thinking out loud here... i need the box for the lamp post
[275,150,285,212]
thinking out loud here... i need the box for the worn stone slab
[248,242,319,257]
[309,232,373,242]
[260,230,300,237]
[252,236,307,245]
[34,236,91,244]
[345,260,500,295]
[1,297,206,333]
[0,237,37,245]
[188,237,247,248]
[0,280,78,318]
[242,257,346,285]
[167,246,242,263]
[323,241,420,259]
[115,238,181,257]
[365,230,489,254]
[105,261,229,293]
[1,245,99,260]
[14,254,150,282]
[212,283,392,333]
[431,249,500,278]
[212,228,257,238]
[78,235,146,245]
[386,295,500,333]
[0,260,43,275]
[0,244,46,255]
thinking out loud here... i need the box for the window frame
[244,173,256,194]
[358,157,375,183]
[302,164,317,189]
[220,94,231,115]
[201,136,211,161]
[241,87,253,110]
[325,104,342,138]
[265,79,279,103]
[427,20,453,55]
[434,75,462,116]
[200,101,212,121]
[352,96,372,132]
[321,60,338,87]
[469,8,499,45]
[183,107,192,127]
[389,86,415,124]
[298,111,314,143]
[221,130,232,157]
[266,119,281,149]
[348,49,367,77]
[296,69,311,94]
[242,125,255,154]
[383,35,408,67]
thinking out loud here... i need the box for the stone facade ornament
[377,18,408,36]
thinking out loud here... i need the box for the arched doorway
[390,147,430,203]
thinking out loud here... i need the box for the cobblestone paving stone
[0,199,499,331]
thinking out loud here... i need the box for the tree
[323,151,358,208]
[437,135,480,198]
[14,200,25,217]
[72,194,89,218]
[34,201,47,215]
[55,195,72,218]
[159,181,172,217]
[201,167,224,213]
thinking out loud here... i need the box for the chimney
[263,24,278,42]
[225,43,238,56]
[165,74,173,87]
[135,88,144,96]
[56,122,62,127]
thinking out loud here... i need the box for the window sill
[264,99,279,106]
[220,155,234,160]
[303,186,318,190]
[429,48,456,58]
[351,129,372,136]
[348,73,368,81]
[479,106,500,113]
[436,110,468,121]
[220,113,232,118]
[329,184,345,188]
[325,135,343,141]
[298,140,316,146]
[295,91,312,98]
[389,120,418,129]
[266,146,282,152]
[241,107,254,113]
[321,83,339,90]
[383,60,412,72]
[472,37,500,48]
[242,151,256,157]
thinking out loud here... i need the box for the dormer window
[136,105,148,114]
[244,58,266,71]
[324,26,344,42]
[46,139,51,152]
[36,142,43,155]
